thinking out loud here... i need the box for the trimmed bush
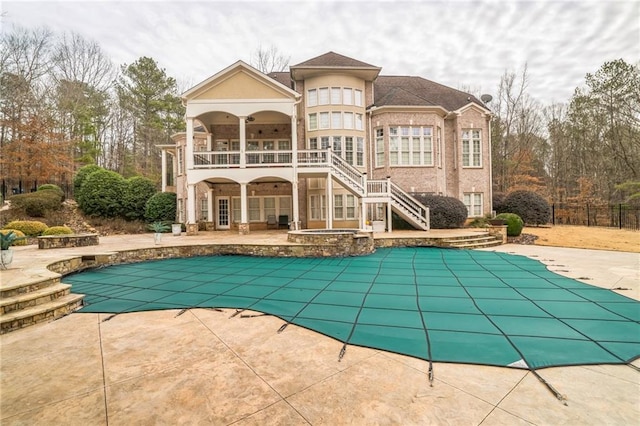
[41,226,74,236]
[37,184,65,201]
[412,194,468,229]
[9,191,63,217]
[122,176,157,221]
[0,229,28,246]
[76,169,126,218]
[498,190,551,226]
[145,192,177,223]
[492,192,506,213]
[3,220,49,237]
[73,164,103,195]
[495,213,524,237]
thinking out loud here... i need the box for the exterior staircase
[1,275,84,334]
[329,153,430,230]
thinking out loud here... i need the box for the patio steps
[442,233,503,249]
[0,276,84,334]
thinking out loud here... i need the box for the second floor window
[462,130,482,167]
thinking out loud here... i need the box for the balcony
[193,150,331,169]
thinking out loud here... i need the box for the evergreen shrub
[41,226,74,236]
[3,220,49,237]
[495,213,524,237]
[122,176,157,221]
[498,190,551,225]
[37,184,65,201]
[9,191,63,217]
[145,192,177,223]
[76,169,126,218]
[412,194,468,229]
[73,164,103,195]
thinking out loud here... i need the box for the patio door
[217,197,230,230]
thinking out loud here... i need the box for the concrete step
[1,276,60,299]
[0,283,72,315]
[0,293,84,334]
[443,234,503,249]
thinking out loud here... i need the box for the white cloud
[2,0,638,104]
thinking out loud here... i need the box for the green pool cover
[65,248,640,371]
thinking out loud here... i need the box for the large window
[318,87,329,105]
[319,112,330,129]
[307,89,317,107]
[331,87,341,104]
[331,112,342,129]
[327,136,364,166]
[462,129,482,167]
[464,193,483,217]
[231,196,292,223]
[388,126,434,166]
[309,194,326,220]
[334,194,357,220]
[375,128,384,167]
[354,89,363,106]
[308,113,317,130]
[343,88,353,105]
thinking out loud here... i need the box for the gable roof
[290,51,381,81]
[374,76,487,111]
[182,60,300,101]
[292,51,379,68]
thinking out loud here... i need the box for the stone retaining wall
[38,234,99,250]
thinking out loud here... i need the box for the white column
[361,201,367,230]
[239,116,246,168]
[186,118,194,171]
[240,182,248,224]
[207,188,214,223]
[326,173,333,229]
[187,184,196,224]
[292,179,299,229]
[386,176,392,233]
[161,150,167,192]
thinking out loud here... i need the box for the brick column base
[186,223,199,236]
[238,223,250,235]
[487,225,507,244]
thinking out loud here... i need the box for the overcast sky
[2,0,638,105]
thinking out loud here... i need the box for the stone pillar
[487,224,507,244]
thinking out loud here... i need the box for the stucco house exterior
[160,52,492,235]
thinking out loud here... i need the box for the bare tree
[251,44,290,74]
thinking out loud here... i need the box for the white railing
[194,151,241,167]
[367,180,388,196]
[390,182,430,229]
[297,150,329,166]
[192,147,429,229]
[330,153,365,194]
[246,150,293,167]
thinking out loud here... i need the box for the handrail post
[386,176,391,196]
[363,172,367,196]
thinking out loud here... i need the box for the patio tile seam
[478,371,532,425]
[189,309,312,424]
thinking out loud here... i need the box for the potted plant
[1,230,26,269]
[148,222,170,244]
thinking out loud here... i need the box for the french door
[217,197,230,229]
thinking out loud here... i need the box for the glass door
[217,197,230,229]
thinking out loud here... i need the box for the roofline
[182,60,301,101]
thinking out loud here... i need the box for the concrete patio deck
[1,230,639,425]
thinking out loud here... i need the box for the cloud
[2,0,638,104]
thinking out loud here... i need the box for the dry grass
[524,225,639,253]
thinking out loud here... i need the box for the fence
[552,204,640,231]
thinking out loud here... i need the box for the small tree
[144,192,177,223]
[121,176,157,220]
[498,190,551,225]
[76,169,125,217]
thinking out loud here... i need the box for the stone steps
[442,234,503,249]
[0,276,84,334]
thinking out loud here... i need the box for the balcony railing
[193,151,295,168]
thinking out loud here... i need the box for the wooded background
[1,27,638,208]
